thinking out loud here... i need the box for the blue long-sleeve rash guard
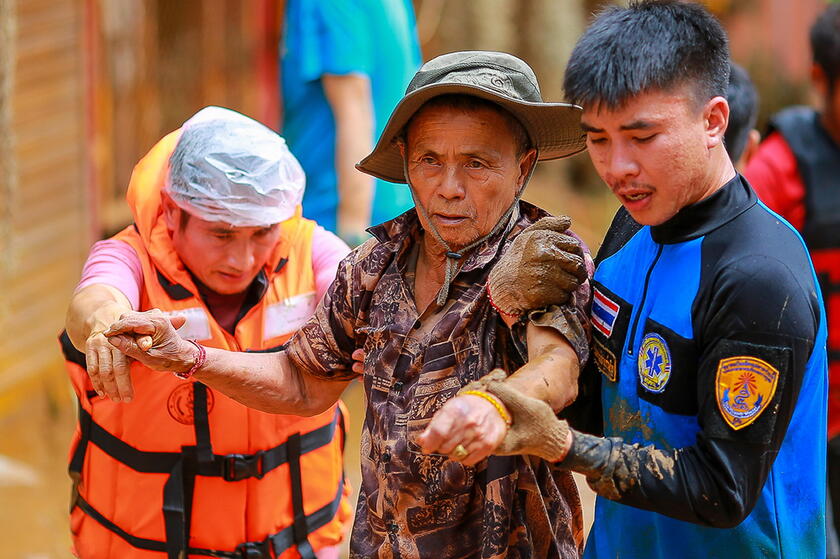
[564,175,828,558]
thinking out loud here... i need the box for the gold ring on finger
[452,444,469,460]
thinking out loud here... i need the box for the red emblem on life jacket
[167,383,215,425]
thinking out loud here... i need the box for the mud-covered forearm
[505,322,580,412]
[561,430,767,528]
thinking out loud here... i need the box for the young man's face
[581,85,728,226]
[163,198,282,295]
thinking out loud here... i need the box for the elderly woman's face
[403,104,535,251]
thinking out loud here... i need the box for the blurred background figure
[281,0,422,246]
[724,62,761,171]
[62,107,351,559]
[743,5,840,557]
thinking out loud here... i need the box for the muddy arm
[562,432,770,528]
[561,255,818,528]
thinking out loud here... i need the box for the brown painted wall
[0,0,88,416]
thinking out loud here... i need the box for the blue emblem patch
[638,333,672,393]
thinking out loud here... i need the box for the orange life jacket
[60,130,350,559]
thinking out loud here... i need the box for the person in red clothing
[743,5,840,556]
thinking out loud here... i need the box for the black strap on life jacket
[288,433,317,559]
[162,453,190,559]
[68,405,340,476]
[74,477,346,559]
[162,382,214,559]
[67,395,345,558]
[68,398,91,479]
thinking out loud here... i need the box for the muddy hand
[105,310,194,374]
[487,216,587,322]
[483,379,572,462]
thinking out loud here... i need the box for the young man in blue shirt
[471,2,828,557]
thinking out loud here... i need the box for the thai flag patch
[592,288,620,338]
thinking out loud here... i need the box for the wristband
[485,283,520,319]
[174,340,206,380]
[461,389,513,427]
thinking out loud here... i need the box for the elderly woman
[105,51,592,558]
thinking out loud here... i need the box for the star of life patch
[638,333,672,393]
[592,288,620,338]
[716,356,779,430]
[593,337,617,382]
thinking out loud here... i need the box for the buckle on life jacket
[235,539,272,559]
[223,452,265,482]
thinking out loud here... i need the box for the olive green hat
[357,50,586,183]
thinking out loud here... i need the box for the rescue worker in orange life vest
[61,106,352,559]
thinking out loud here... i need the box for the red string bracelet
[174,340,206,380]
[485,283,519,319]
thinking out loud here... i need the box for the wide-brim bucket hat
[357,50,586,184]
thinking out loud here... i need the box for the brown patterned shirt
[287,201,593,559]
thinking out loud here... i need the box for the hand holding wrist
[460,389,513,427]
[458,369,572,462]
[173,340,206,378]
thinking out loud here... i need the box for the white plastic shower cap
[165,106,305,227]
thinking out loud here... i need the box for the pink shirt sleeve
[311,225,351,301]
[75,239,144,310]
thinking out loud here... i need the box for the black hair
[810,4,840,88]
[403,94,532,156]
[724,62,759,162]
[563,0,730,110]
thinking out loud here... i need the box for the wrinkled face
[582,86,726,226]
[402,104,536,251]
[163,199,281,295]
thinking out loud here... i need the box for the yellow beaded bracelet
[461,390,513,427]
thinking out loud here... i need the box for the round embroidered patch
[167,383,215,425]
[638,333,672,393]
[716,356,779,430]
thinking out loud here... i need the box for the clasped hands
[412,369,573,466]
[91,315,573,465]
[84,309,196,401]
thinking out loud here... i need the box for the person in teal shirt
[281,0,421,245]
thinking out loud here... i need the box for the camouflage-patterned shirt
[287,202,592,559]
